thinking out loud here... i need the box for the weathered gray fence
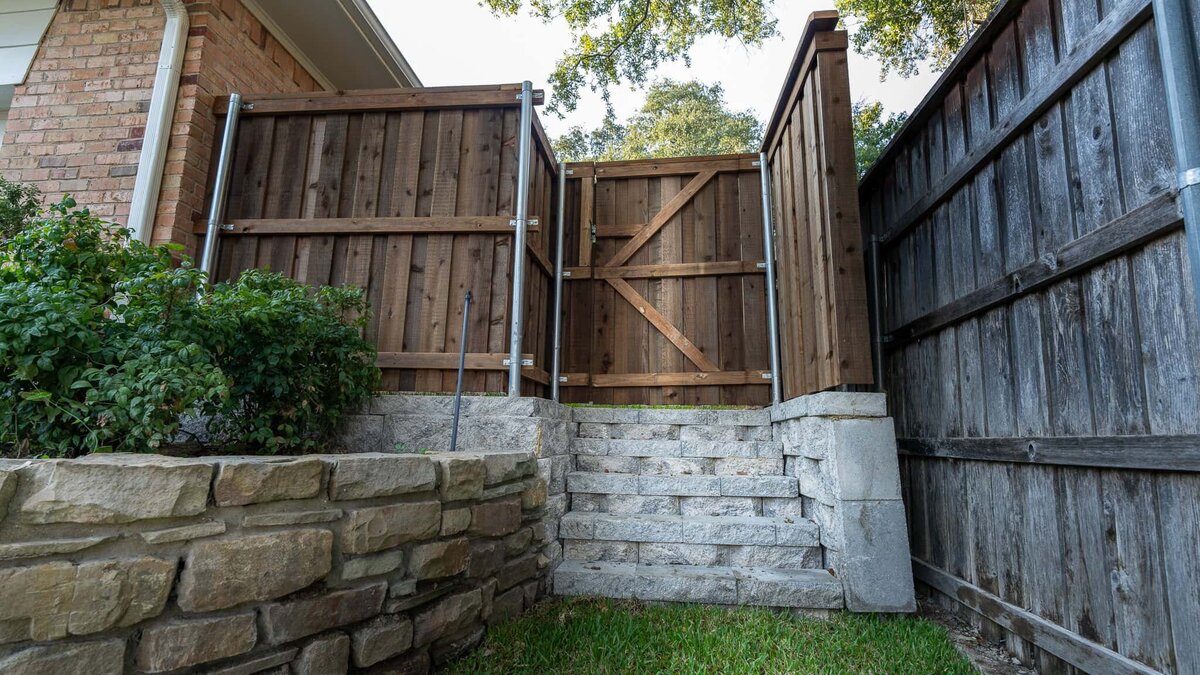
[859,0,1200,671]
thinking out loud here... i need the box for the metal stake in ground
[450,291,472,452]
[199,92,243,282]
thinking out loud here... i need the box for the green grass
[447,598,975,674]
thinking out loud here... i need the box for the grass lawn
[448,597,975,674]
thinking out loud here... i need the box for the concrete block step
[575,455,784,476]
[570,407,772,426]
[570,494,806,519]
[567,472,798,498]
[559,512,819,547]
[563,539,822,569]
[553,560,843,608]
[571,438,782,459]
[576,423,775,442]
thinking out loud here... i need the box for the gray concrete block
[681,517,776,545]
[727,545,822,570]
[714,458,784,476]
[680,440,757,458]
[638,457,711,476]
[594,514,682,542]
[679,496,760,517]
[570,493,604,512]
[734,568,843,608]
[571,407,640,423]
[680,425,740,442]
[639,542,723,566]
[567,472,638,495]
[558,513,595,539]
[797,458,835,504]
[554,561,738,604]
[575,455,640,474]
[776,519,821,547]
[761,497,805,519]
[577,423,611,439]
[606,440,682,457]
[720,475,798,498]
[638,474,721,497]
[637,409,715,425]
[571,439,610,456]
[563,540,639,563]
[838,500,916,612]
[602,495,679,516]
[710,409,771,426]
[609,423,678,440]
[776,417,834,459]
[829,418,902,501]
[770,392,887,422]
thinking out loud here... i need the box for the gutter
[128,0,189,245]
[1151,0,1200,315]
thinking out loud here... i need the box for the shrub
[199,269,379,454]
[0,177,41,241]
[0,199,228,457]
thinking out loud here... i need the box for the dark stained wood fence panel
[205,86,559,397]
[860,0,1200,671]
[763,13,874,399]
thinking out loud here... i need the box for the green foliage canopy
[553,79,762,162]
[852,100,908,179]
[485,0,999,112]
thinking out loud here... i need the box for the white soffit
[241,0,421,91]
[0,0,58,86]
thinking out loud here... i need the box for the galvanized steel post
[551,162,568,401]
[508,81,535,396]
[758,152,783,405]
[199,92,243,282]
[1151,0,1200,317]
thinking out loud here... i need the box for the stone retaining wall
[0,450,549,674]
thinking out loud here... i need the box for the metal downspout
[1151,0,1200,313]
[508,81,535,396]
[128,0,189,244]
[758,152,783,405]
[551,162,568,401]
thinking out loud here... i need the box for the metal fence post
[507,81,535,397]
[199,92,243,282]
[757,152,783,405]
[450,291,472,452]
[868,236,886,391]
[1151,0,1200,316]
[551,162,568,401]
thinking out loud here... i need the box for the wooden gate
[559,155,772,405]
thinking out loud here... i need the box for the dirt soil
[919,598,1037,675]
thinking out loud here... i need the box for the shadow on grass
[447,597,976,674]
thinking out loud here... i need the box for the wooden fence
[557,155,772,405]
[762,12,873,398]
[203,85,558,396]
[859,0,1200,670]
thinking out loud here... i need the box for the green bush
[0,177,41,241]
[199,269,379,454]
[0,199,228,457]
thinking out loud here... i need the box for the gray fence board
[861,0,1200,669]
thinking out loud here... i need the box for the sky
[370,1,942,139]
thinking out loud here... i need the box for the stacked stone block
[555,407,844,609]
[0,449,548,674]
[772,392,916,612]
[346,394,573,574]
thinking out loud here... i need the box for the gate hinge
[566,169,576,176]
[509,218,539,228]
[760,372,773,380]
[756,261,767,269]
[218,223,235,231]
[751,160,762,167]
[558,376,569,383]
[561,270,572,278]
[240,102,255,111]
[503,358,535,367]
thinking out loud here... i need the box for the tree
[485,0,998,111]
[834,0,997,77]
[552,79,762,162]
[852,100,908,179]
[483,0,776,114]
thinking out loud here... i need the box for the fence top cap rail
[856,0,1022,187]
[760,10,842,153]
[214,83,546,115]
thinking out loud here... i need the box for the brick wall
[0,0,323,255]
